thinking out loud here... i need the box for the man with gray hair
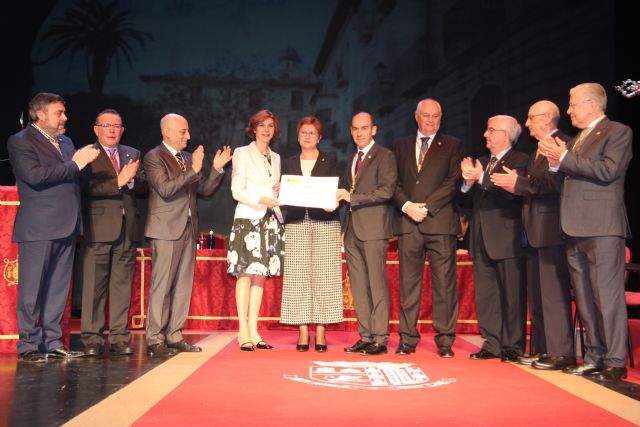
[539,83,632,381]
[491,101,574,370]
[460,115,529,362]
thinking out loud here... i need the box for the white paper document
[279,175,339,209]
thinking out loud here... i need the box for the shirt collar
[357,139,375,156]
[162,141,179,156]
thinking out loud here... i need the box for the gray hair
[28,92,65,122]
[489,115,522,143]
[570,83,607,112]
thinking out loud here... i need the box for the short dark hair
[95,109,122,124]
[28,92,65,122]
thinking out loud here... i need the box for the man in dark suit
[491,100,574,370]
[337,112,397,356]
[7,92,100,362]
[392,99,463,357]
[461,115,529,362]
[539,83,632,381]
[78,109,146,357]
[144,113,231,357]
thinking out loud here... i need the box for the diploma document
[279,175,339,209]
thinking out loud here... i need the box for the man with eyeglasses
[8,92,100,362]
[538,83,632,381]
[460,115,529,362]
[491,100,574,371]
[391,98,463,357]
[77,109,146,357]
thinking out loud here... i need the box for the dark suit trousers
[526,245,573,357]
[146,219,196,346]
[344,219,390,345]
[398,228,458,348]
[566,236,627,368]
[80,221,136,346]
[16,235,76,353]
[472,229,526,355]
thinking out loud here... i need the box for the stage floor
[1,330,639,427]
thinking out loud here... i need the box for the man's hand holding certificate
[279,175,339,210]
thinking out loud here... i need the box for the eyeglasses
[300,131,319,137]
[95,123,123,129]
[417,113,441,120]
[568,99,591,109]
[526,113,547,120]
[486,127,507,134]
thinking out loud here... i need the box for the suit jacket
[144,144,223,240]
[558,117,632,238]
[231,142,281,220]
[344,143,397,241]
[80,142,146,243]
[468,148,529,260]
[513,131,570,248]
[393,132,463,236]
[7,124,81,242]
[281,150,341,223]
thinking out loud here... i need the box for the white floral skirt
[227,211,285,278]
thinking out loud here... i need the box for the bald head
[161,113,190,151]
[525,100,560,140]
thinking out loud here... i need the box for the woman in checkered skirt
[228,110,285,352]
[280,116,343,352]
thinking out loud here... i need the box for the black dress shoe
[590,367,628,381]
[360,343,387,356]
[532,355,576,371]
[396,343,416,355]
[501,350,521,363]
[254,341,274,350]
[18,350,46,363]
[438,347,455,358]
[469,349,499,360]
[147,343,178,358]
[167,340,202,352]
[518,353,543,366]
[344,340,370,353]
[84,343,102,357]
[562,362,602,376]
[110,342,134,356]
[48,347,84,358]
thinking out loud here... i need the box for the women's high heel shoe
[254,341,274,350]
[314,338,327,353]
[240,342,255,352]
[296,342,309,352]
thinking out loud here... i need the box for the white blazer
[231,141,282,220]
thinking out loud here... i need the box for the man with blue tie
[78,109,146,357]
[7,92,100,362]
[461,115,529,362]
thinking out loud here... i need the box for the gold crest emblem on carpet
[3,258,18,286]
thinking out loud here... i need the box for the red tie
[108,148,119,172]
[354,151,364,176]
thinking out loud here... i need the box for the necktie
[486,156,498,174]
[175,152,187,172]
[107,148,119,172]
[571,128,590,152]
[354,150,364,176]
[50,137,62,156]
[418,136,430,171]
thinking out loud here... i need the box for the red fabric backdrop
[128,248,479,334]
[0,186,71,353]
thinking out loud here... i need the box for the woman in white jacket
[227,109,284,351]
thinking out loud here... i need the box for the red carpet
[132,332,636,426]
